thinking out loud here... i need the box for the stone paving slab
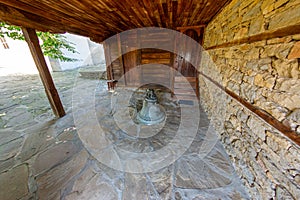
[0,69,249,199]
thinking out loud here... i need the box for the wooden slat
[175,76,197,82]
[142,53,171,59]
[0,0,231,42]
[22,27,65,117]
[141,59,171,64]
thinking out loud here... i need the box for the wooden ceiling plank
[0,3,109,42]
[205,0,231,23]
[1,0,109,36]
[172,1,178,28]
[156,0,166,27]
[162,2,169,27]
[182,1,196,26]
[197,0,225,22]
[176,0,193,27]
[129,6,149,27]
[187,1,205,26]
[167,0,173,28]
[0,3,64,32]
[48,1,106,25]
[0,0,231,42]
[151,1,161,27]
[102,0,144,29]
[142,0,159,27]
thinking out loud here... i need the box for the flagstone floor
[0,69,249,200]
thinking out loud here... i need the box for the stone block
[261,0,275,15]
[0,158,15,173]
[36,150,89,199]
[274,0,290,9]
[33,141,82,175]
[227,81,240,95]
[291,64,300,79]
[295,174,300,185]
[269,93,300,110]
[65,173,118,200]
[276,185,294,200]
[247,116,266,141]
[273,64,291,78]
[255,100,289,121]
[249,16,264,36]
[18,122,56,162]
[228,15,242,29]
[259,152,300,199]
[275,43,294,59]
[286,108,300,124]
[269,4,300,31]
[274,78,300,93]
[288,41,300,59]
[0,128,23,146]
[175,154,232,189]
[230,70,244,84]
[258,57,272,66]
[123,173,148,200]
[0,164,29,200]
[0,137,23,161]
[242,75,254,84]
[245,48,260,60]
[242,2,262,22]
[260,44,279,58]
[234,27,249,40]
[285,146,300,170]
[147,166,173,200]
[267,37,292,45]
[254,73,275,89]
[292,34,300,41]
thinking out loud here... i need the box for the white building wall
[53,33,105,71]
[0,37,41,75]
[0,33,105,76]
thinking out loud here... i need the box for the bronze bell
[137,89,166,125]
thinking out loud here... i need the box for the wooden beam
[22,27,65,118]
[199,72,300,147]
[206,24,300,50]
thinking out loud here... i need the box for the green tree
[0,22,78,62]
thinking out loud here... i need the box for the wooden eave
[0,0,231,42]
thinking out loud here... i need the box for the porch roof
[0,0,231,42]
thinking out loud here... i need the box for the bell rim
[136,112,166,125]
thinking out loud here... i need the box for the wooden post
[22,27,65,117]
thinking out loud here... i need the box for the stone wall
[200,0,300,199]
[203,36,300,133]
[204,0,300,47]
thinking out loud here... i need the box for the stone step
[79,70,107,79]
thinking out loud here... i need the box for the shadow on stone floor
[0,70,249,200]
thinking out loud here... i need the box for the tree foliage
[0,22,78,62]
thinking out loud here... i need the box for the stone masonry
[200,0,300,199]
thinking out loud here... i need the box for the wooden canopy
[0,0,230,42]
[0,0,230,118]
